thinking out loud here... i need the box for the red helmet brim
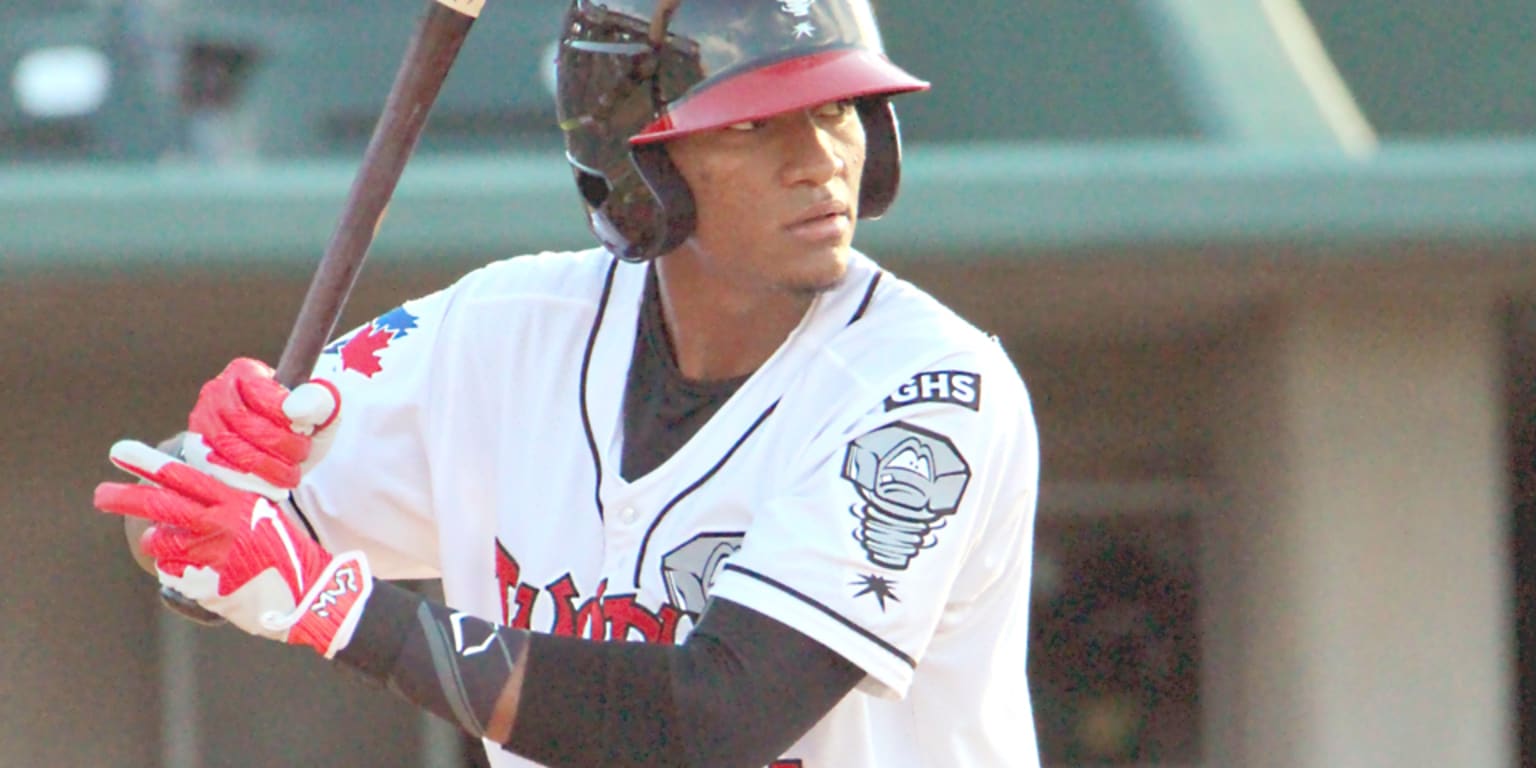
[630,48,929,145]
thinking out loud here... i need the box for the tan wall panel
[1285,290,1510,767]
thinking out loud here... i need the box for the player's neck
[653,261,813,383]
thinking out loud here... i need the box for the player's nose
[778,112,849,188]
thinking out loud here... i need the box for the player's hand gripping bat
[160,0,488,623]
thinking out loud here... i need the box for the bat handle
[141,433,228,622]
[159,587,227,625]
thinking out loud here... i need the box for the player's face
[665,99,866,296]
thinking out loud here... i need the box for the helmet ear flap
[628,142,697,261]
[856,97,904,220]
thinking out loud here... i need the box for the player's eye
[811,99,856,120]
[726,118,766,132]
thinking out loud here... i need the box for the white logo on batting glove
[251,499,305,593]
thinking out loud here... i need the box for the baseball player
[96,1,1042,766]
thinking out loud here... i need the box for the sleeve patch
[841,421,971,571]
[883,370,981,412]
[322,305,420,378]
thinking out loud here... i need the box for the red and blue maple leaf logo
[323,306,418,378]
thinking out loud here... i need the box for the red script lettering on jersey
[496,545,687,644]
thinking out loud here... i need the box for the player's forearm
[333,579,681,764]
[335,579,529,744]
[334,584,860,768]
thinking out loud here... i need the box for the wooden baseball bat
[161,0,488,623]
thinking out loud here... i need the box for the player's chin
[780,244,851,296]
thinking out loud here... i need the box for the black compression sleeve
[334,580,528,740]
[512,598,865,768]
[335,584,864,768]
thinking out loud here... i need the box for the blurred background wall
[2,1,1535,766]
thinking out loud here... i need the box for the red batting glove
[185,358,340,499]
[95,440,371,658]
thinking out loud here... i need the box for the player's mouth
[784,199,851,243]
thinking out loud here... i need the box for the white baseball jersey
[294,247,1041,768]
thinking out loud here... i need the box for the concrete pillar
[1206,290,1512,767]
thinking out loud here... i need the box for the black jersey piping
[847,271,883,325]
[632,400,779,588]
[579,258,622,524]
[721,562,917,669]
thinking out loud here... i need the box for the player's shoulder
[446,246,620,306]
[862,270,989,346]
[834,257,1022,385]
[803,255,1031,423]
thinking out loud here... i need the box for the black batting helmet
[555,0,929,262]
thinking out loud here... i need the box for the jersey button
[618,506,639,525]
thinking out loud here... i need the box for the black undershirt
[620,265,748,481]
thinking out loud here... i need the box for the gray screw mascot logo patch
[841,422,970,570]
[661,533,743,618]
